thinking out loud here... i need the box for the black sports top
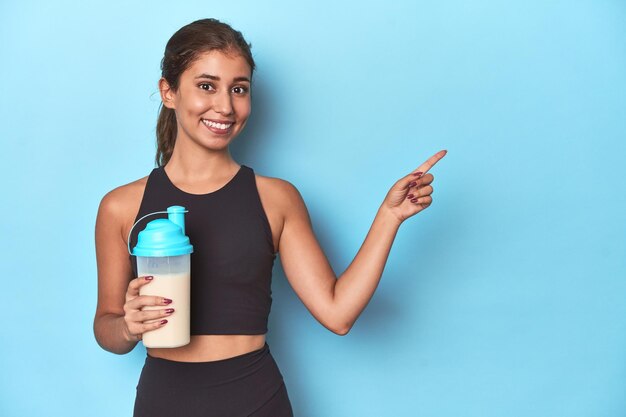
[128,164,277,335]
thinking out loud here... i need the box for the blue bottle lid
[131,206,194,257]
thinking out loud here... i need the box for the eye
[198,83,215,91]
[232,85,249,95]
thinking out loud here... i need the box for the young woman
[93,18,446,416]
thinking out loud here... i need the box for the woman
[93,18,446,416]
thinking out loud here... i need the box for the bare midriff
[147,334,266,362]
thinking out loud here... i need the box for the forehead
[184,50,251,80]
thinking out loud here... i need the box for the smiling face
[160,49,252,152]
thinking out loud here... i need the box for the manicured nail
[409,181,417,187]
[145,276,153,281]
[411,198,418,203]
[412,171,423,177]
[407,194,414,199]
[163,298,173,304]
[165,308,175,314]
[160,319,168,325]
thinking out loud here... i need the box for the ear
[159,78,176,109]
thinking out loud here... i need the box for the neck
[165,134,239,181]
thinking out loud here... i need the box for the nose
[213,90,234,116]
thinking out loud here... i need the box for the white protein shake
[131,206,194,349]
[139,271,191,348]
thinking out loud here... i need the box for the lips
[201,118,234,134]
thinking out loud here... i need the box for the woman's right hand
[122,276,174,342]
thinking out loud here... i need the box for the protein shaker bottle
[130,205,193,348]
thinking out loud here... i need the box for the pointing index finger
[414,150,447,175]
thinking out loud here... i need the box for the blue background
[1,0,625,416]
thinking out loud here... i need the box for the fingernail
[145,276,153,281]
[160,319,168,325]
[412,172,423,177]
[164,298,173,304]
[411,198,418,203]
[409,181,417,187]
[407,194,414,199]
[165,308,175,314]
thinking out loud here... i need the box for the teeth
[202,119,232,130]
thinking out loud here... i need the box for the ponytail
[155,105,177,167]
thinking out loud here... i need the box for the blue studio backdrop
[1,1,625,416]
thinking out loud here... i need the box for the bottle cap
[131,206,193,257]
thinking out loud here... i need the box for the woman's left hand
[381,150,447,224]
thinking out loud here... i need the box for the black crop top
[128,164,277,335]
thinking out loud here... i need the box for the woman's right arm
[93,188,172,355]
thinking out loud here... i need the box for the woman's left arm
[278,150,447,335]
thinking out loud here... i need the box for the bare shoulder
[97,175,150,240]
[254,173,305,210]
[253,172,310,233]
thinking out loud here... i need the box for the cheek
[177,89,211,114]
[235,99,251,119]
[188,96,211,113]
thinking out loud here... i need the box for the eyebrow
[194,73,250,83]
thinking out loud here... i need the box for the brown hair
[155,18,255,167]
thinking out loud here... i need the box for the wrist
[378,204,403,228]
[120,318,141,343]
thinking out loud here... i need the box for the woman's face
[161,49,252,151]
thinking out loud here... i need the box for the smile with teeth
[202,119,233,130]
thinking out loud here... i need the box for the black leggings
[133,342,294,417]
